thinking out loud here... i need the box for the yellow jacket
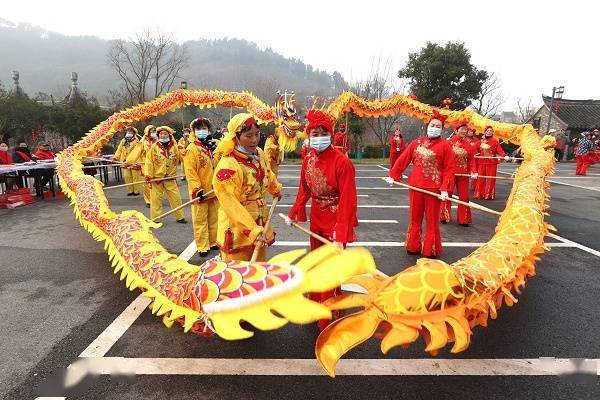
[264,135,283,168]
[183,140,214,197]
[114,138,143,166]
[144,140,181,179]
[140,135,157,176]
[212,148,281,253]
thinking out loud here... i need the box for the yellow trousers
[192,200,218,252]
[220,245,266,262]
[150,179,184,221]
[143,182,151,205]
[123,168,142,194]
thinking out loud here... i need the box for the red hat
[452,118,469,130]
[305,109,334,134]
[430,109,449,124]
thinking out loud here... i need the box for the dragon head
[274,90,304,152]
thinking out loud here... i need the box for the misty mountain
[0,19,347,105]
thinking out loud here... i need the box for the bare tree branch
[471,72,503,117]
[108,29,188,106]
[515,98,537,123]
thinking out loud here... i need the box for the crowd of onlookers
[0,140,56,192]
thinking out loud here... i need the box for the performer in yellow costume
[184,118,218,257]
[178,128,192,181]
[114,126,143,196]
[263,132,284,176]
[144,126,187,223]
[212,113,282,262]
[140,124,157,207]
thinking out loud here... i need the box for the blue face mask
[427,126,442,138]
[195,129,209,140]
[159,137,170,144]
[310,136,331,152]
[235,144,259,161]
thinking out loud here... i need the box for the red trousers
[441,176,471,225]
[475,164,498,199]
[406,189,442,257]
[576,154,591,175]
[308,225,342,331]
[389,151,401,169]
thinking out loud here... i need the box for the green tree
[47,103,110,142]
[0,95,48,143]
[398,42,488,109]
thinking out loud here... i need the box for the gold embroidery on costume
[305,154,339,212]
[452,143,468,171]
[415,142,440,184]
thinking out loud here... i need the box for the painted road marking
[67,357,599,376]
[273,241,575,248]
[282,186,407,190]
[277,204,449,209]
[79,240,197,358]
[498,171,600,192]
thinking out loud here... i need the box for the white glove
[440,191,449,201]
[284,216,293,226]
[384,177,395,186]
[503,155,511,162]
[471,173,478,179]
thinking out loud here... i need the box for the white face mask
[150,132,158,139]
[310,136,331,152]
[195,129,209,140]
[125,133,134,139]
[0,146,7,152]
[427,126,442,138]
[159,137,170,144]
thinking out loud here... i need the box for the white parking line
[79,240,197,358]
[282,186,407,190]
[279,176,388,179]
[498,171,600,192]
[273,241,574,248]
[68,356,599,376]
[276,204,440,209]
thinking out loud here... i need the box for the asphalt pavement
[0,161,598,399]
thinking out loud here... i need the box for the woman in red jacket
[287,109,358,330]
[441,120,476,226]
[0,142,19,190]
[387,110,455,257]
[388,127,406,168]
[474,126,510,200]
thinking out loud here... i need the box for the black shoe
[199,251,209,257]
[127,192,134,196]
[210,245,219,251]
[460,223,470,227]
[440,220,448,224]
[176,218,187,224]
[424,254,438,259]
[146,203,150,208]
[132,192,140,196]
[406,250,420,255]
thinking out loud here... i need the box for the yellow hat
[156,126,175,136]
[143,125,156,136]
[215,113,256,157]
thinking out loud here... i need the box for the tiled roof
[543,96,600,129]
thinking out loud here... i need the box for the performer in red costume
[287,109,358,331]
[387,110,454,257]
[388,127,406,169]
[440,120,476,226]
[333,123,350,157]
[474,126,509,200]
[465,129,480,191]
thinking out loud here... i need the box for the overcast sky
[2,0,597,111]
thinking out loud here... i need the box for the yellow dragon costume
[56,89,555,376]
